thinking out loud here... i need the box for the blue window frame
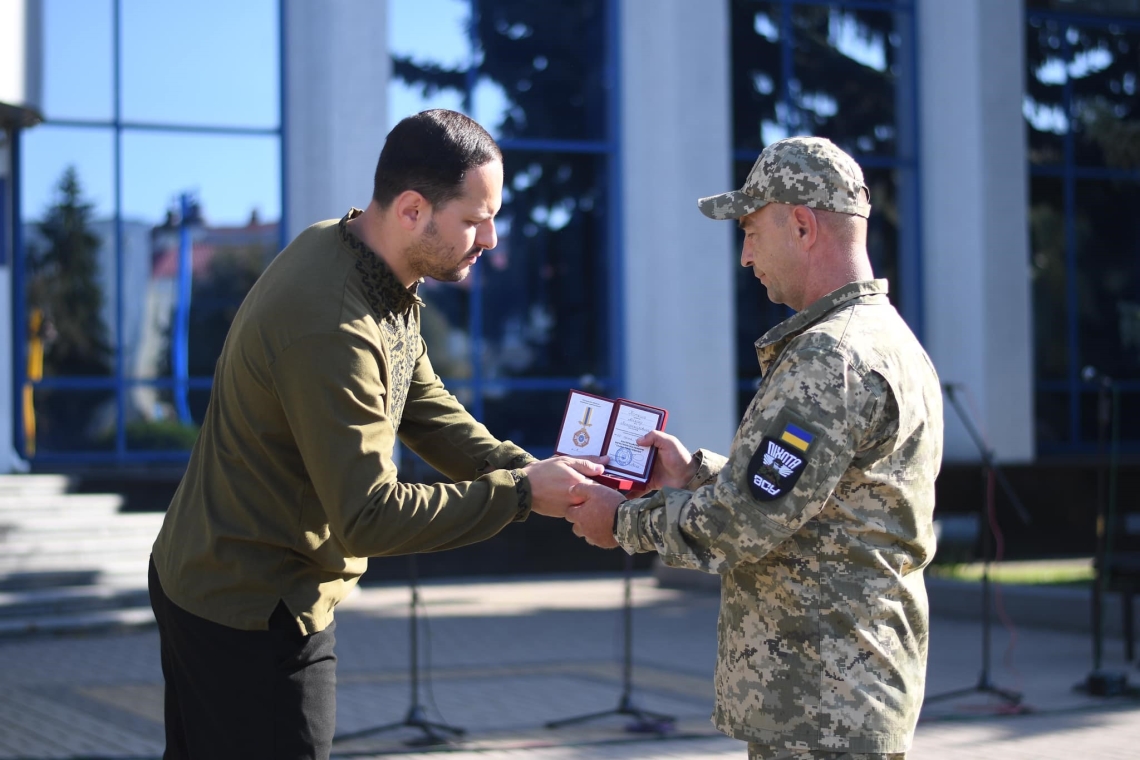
[1026,1,1140,455]
[15,0,284,465]
[729,0,920,415]
[388,0,622,458]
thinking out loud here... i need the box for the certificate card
[554,390,668,489]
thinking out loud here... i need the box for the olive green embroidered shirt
[153,210,536,635]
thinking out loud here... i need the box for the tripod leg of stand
[334,556,465,746]
[925,464,1023,710]
[545,554,676,733]
[1077,379,1131,697]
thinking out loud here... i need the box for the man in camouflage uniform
[567,136,944,760]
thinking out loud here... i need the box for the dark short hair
[372,109,502,209]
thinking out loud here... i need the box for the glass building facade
[387,0,621,461]
[1026,0,1140,454]
[729,0,920,418]
[11,0,1140,468]
[16,0,283,463]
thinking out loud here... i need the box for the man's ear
[392,190,430,231]
[790,205,818,248]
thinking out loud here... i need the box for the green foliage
[928,560,1094,586]
[125,419,201,450]
[25,167,115,452]
[27,166,113,377]
[91,418,201,450]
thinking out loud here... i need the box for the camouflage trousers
[747,744,905,760]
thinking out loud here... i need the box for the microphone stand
[925,383,1031,709]
[1077,369,1130,697]
[333,554,465,747]
[545,552,675,733]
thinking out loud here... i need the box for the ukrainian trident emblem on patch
[747,422,814,501]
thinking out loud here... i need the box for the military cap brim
[697,190,770,221]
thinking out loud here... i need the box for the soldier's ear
[790,205,817,247]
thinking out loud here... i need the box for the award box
[554,389,669,491]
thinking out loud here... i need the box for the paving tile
[0,575,1138,760]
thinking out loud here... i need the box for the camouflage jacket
[615,280,943,753]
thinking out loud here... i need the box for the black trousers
[148,558,337,759]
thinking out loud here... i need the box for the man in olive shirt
[149,110,602,759]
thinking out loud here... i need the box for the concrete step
[0,511,165,538]
[0,474,74,497]
[0,606,155,638]
[0,553,150,577]
[0,584,150,619]
[0,493,125,518]
[0,566,149,592]
[0,536,156,566]
[0,479,162,635]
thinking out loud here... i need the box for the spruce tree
[25,167,114,450]
[27,166,113,378]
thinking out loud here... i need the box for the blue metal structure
[173,193,194,425]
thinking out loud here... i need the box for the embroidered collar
[755,279,889,350]
[338,208,423,316]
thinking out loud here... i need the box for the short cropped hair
[372,109,502,209]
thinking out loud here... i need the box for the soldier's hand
[523,457,604,518]
[626,430,696,498]
[565,482,624,549]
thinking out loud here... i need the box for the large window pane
[121,132,279,225]
[472,0,607,141]
[419,279,473,382]
[864,166,900,307]
[1030,175,1068,381]
[732,0,785,156]
[1035,389,1071,448]
[121,130,280,439]
[41,0,114,121]
[26,388,117,454]
[1075,179,1140,383]
[481,390,566,454]
[1025,16,1068,166]
[21,129,117,387]
[21,126,115,220]
[484,150,610,380]
[125,384,203,451]
[1069,24,1140,168]
[388,0,471,129]
[120,0,279,128]
[389,0,607,141]
[790,5,901,157]
[1027,0,1140,16]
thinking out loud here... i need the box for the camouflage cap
[698,136,871,220]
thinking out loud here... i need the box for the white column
[619,0,737,455]
[918,0,1034,463]
[0,0,37,473]
[0,148,29,474]
[1,0,41,116]
[282,0,389,240]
